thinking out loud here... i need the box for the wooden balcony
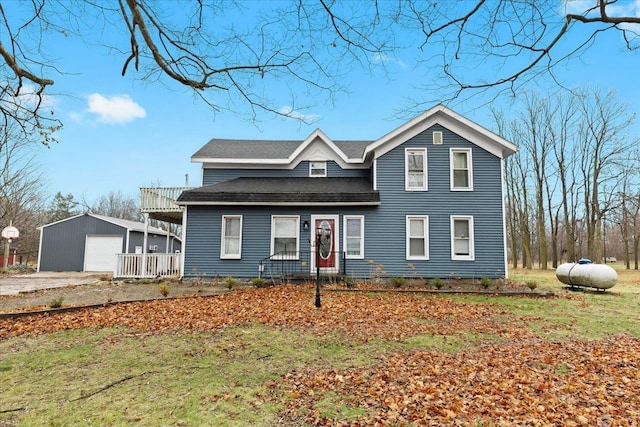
[140,187,191,224]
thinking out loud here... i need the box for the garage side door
[84,235,123,272]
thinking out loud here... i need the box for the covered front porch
[114,187,189,279]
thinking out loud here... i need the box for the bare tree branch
[2,0,640,137]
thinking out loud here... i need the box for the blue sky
[8,1,640,206]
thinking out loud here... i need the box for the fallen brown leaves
[0,285,530,341]
[280,335,640,426]
[1,285,637,426]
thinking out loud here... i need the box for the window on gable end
[309,161,327,177]
[450,148,473,191]
[405,148,427,191]
[221,215,242,259]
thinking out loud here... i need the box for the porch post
[142,213,149,278]
[315,226,322,308]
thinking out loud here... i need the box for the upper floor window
[405,148,427,191]
[221,215,242,259]
[344,216,364,258]
[451,216,474,260]
[432,131,443,145]
[309,161,327,177]
[450,148,473,191]
[406,215,429,260]
[271,215,299,259]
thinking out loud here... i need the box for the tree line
[496,88,640,270]
[4,88,639,269]
[1,180,141,265]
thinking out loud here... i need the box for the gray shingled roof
[177,177,379,204]
[191,139,371,160]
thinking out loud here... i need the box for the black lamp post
[315,226,322,308]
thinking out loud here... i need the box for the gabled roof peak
[191,104,517,166]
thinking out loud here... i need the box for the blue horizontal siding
[185,125,507,280]
[39,215,126,271]
[203,161,368,185]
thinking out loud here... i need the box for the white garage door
[84,235,123,272]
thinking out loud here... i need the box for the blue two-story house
[172,105,517,281]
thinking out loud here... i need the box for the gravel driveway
[0,272,105,296]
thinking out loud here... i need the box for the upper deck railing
[140,187,190,213]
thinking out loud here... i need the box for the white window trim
[343,215,364,259]
[450,148,474,191]
[309,161,327,177]
[406,215,429,260]
[451,215,475,261]
[433,131,443,145]
[270,215,300,260]
[221,215,242,259]
[405,148,428,191]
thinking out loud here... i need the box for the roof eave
[179,201,381,206]
[364,104,518,160]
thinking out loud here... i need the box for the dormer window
[309,161,327,177]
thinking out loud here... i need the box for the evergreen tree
[47,192,79,223]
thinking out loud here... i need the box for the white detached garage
[37,213,181,272]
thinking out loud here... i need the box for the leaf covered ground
[1,285,639,426]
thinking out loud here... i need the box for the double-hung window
[221,215,242,259]
[405,148,427,190]
[309,161,327,177]
[344,216,364,258]
[450,148,473,190]
[451,216,474,260]
[406,215,429,260]
[271,215,299,259]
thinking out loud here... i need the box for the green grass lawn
[1,266,639,426]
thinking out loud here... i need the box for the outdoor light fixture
[303,220,309,231]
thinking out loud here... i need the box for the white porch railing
[114,253,181,279]
[140,187,190,213]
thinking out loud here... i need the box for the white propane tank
[556,260,617,290]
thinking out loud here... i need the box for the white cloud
[278,106,321,122]
[564,0,640,38]
[564,0,640,18]
[11,83,56,110]
[373,52,390,63]
[87,93,146,123]
[373,52,408,68]
[563,0,591,16]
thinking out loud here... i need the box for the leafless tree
[2,1,640,141]
[84,191,142,221]
[517,93,558,269]
[549,96,582,263]
[575,89,637,262]
[495,111,534,269]
[495,88,638,268]
[405,1,640,107]
[0,122,49,263]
